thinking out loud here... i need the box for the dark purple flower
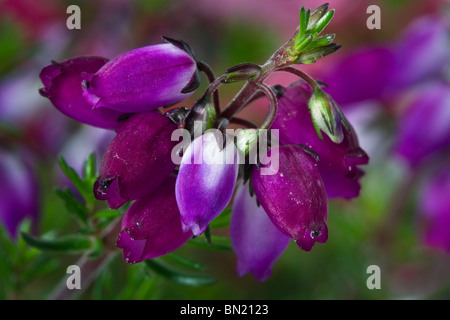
[82,43,198,113]
[394,82,450,168]
[0,151,39,239]
[230,183,290,281]
[94,111,178,209]
[176,131,238,236]
[251,145,328,251]
[419,166,450,253]
[117,176,192,263]
[272,81,369,199]
[39,56,127,129]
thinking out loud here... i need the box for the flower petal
[230,183,290,281]
[39,57,127,129]
[83,43,197,112]
[272,81,369,199]
[176,131,238,236]
[117,176,192,263]
[94,111,178,208]
[251,145,328,250]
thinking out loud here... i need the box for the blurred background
[0,0,449,299]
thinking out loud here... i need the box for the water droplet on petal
[311,230,321,238]
[81,80,90,90]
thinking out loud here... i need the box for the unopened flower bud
[251,145,328,251]
[176,131,238,236]
[94,111,178,208]
[39,57,127,129]
[308,87,344,143]
[82,42,198,113]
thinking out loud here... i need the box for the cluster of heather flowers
[38,4,369,281]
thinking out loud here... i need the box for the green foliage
[145,259,216,287]
[21,233,93,254]
[290,4,339,64]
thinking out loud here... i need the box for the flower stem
[257,83,278,130]
[277,66,320,89]
[47,218,121,300]
[197,61,221,115]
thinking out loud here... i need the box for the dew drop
[311,230,321,238]
[100,180,110,190]
[81,80,90,90]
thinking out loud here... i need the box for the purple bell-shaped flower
[272,81,369,199]
[230,184,290,281]
[117,176,192,263]
[94,111,178,209]
[251,145,328,251]
[39,56,127,129]
[176,131,239,236]
[82,42,198,113]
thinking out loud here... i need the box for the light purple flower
[320,46,396,106]
[117,176,192,263]
[82,43,198,113]
[230,183,290,281]
[39,56,127,129]
[0,151,39,239]
[419,166,450,253]
[251,145,328,251]
[394,82,450,168]
[390,15,450,89]
[176,131,239,236]
[272,81,369,199]
[94,111,178,209]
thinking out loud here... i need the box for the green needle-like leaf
[58,156,94,204]
[21,232,93,254]
[310,9,335,39]
[164,253,206,271]
[83,152,97,182]
[145,259,215,287]
[55,188,89,227]
[308,3,330,29]
[307,34,335,49]
[298,6,310,39]
[188,236,233,251]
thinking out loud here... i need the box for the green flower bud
[308,88,344,143]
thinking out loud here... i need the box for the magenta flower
[251,145,328,251]
[419,166,450,253]
[230,184,290,281]
[94,111,178,209]
[176,131,239,236]
[117,176,192,263]
[39,56,127,129]
[0,151,39,239]
[320,46,396,106]
[394,82,450,168]
[82,42,198,113]
[272,81,369,199]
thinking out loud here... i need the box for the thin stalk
[277,66,320,89]
[257,83,278,130]
[197,61,221,115]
